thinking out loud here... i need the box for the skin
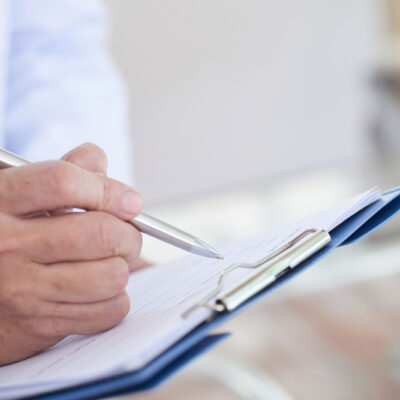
[0,143,145,366]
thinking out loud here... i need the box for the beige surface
[117,272,400,400]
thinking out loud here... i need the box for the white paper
[0,188,380,399]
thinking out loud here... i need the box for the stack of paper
[0,188,389,399]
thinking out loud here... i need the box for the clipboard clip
[182,228,331,319]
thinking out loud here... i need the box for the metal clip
[182,228,331,318]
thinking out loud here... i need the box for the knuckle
[0,280,27,309]
[47,161,79,203]
[119,225,142,260]
[91,293,130,333]
[0,256,30,308]
[0,215,22,254]
[108,257,129,290]
[132,230,143,258]
[1,284,40,315]
[114,292,130,319]
[97,213,125,256]
[80,142,107,161]
[80,141,100,152]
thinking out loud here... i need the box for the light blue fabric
[0,0,132,184]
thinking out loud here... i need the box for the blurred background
[103,1,400,399]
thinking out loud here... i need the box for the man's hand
[0,143,142,366]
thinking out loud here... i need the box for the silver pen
[0,147,222,259]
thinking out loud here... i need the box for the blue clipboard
[25,189,400,400]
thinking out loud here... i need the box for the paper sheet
[0,188,380,399]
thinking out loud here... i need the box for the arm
[4,0,133,184]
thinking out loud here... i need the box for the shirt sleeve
[4,0,133,185]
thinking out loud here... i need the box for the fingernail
[122,190,142,215]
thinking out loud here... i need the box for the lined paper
[0,189,380,399]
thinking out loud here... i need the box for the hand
[0,143,142,366]
[62,143,150,272]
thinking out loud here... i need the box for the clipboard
[20,188,400,400]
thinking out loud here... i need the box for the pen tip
[193,238,223,259]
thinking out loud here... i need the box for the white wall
[104,0,382,204]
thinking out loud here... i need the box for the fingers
[22,211,142,264]
[32,292,131,338]
[0,160,142,219]
[62,142,108,175]
[39,257,129,303]
[51,143,107,216]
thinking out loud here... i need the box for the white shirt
[0,0,132,184]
